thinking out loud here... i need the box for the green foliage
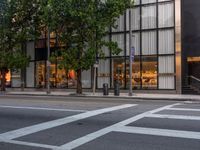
[0,0,40,71]
[0,0,41,90]
[47,0,134,72]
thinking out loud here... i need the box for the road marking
[58,103,180,150]
[0,104,136,140]
[114,126,200,140]
[0,105,87,112]
[1,140,59,149]
[167,107,200,112]
[147,114,200,121]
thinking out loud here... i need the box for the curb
[3,92,200,102]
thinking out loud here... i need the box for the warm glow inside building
[1,0,200,94]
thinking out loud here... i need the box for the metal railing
[188,76,200,91]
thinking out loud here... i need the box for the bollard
[103,83,109,96]
[114,81,120,96]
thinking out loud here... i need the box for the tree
[0,0,40,91]
[42,0,134,94]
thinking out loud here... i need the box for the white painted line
[0,104,136,140]
[0,105,87,112]
[58,103,180,150]
[167,107,200,112]
[115,103,181,127]
[147,114,200,121]
[114,126,200,140]
[2,140,59,149]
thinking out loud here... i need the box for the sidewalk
[2,89,200,101]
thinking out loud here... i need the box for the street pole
[93,63,98,95]
[46,28,51,94]
[129,7,133,96]
[93,66,96,95]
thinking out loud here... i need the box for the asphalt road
[0,95,200,150]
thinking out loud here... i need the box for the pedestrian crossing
[0,102,200,150]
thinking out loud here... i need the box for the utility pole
[129,7,133,96]
[46,28,51,94]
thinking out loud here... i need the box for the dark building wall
[181,0,200,83]
[182,0,200,57]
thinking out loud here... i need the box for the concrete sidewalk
[2,90,200,101]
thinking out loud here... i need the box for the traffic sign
[131,46,135,61]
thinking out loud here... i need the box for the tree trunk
[1,69,6,92]
[76,68,82,94]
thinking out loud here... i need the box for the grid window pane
[159,29,174,54]
[142,56,157,89]
[158,0,172,2]
[141,0,156,4]
[126,57,141,89]
[101,36,110,57]
[126,32,140,56]
[158,2,174,28]
[112,58,125,88]
[134,0,140,5]
[126,7,140,31]
[97,59,110,88]
[159,76,175,89]
[26,62,35,87]
[26,41,35,60]
[142,31,157,55]
[112,15,125,32]
[112,34,124,56]
[142,5,156,29]
[82,70,91,88]
[159,56,175,74]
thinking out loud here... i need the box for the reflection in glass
[56,64,77,88]
[98,59,110,88]
[36,61,46,88]
[5,70,11,87]
[126,57,141,89]
[113,58,125,88]
[142,56,157,89]
[50,64,56,87]
[142,5,156,29]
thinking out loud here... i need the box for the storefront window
[142,56,157,89]
[6,70,11,87]
[56,67,67,88]
[56,63,77,88]
[0,70,11,87]
[36,61,46,88]
[67,70,77,88]
[97,59,110,88]
[50,64,56,87]
[113,58,125,88]
[126,57,141,89]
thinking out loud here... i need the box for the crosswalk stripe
[146,114,200,120]
[58,103,180,150]
[0,105,87,112]
[1,140,59,149]
[114,126,200,140]
[0,104,136,140]
[167,107,200,112]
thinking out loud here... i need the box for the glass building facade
[5,0,193,94]
[98,0,176,90]
[20,0,177,91]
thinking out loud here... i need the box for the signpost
[131,46,135,62]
